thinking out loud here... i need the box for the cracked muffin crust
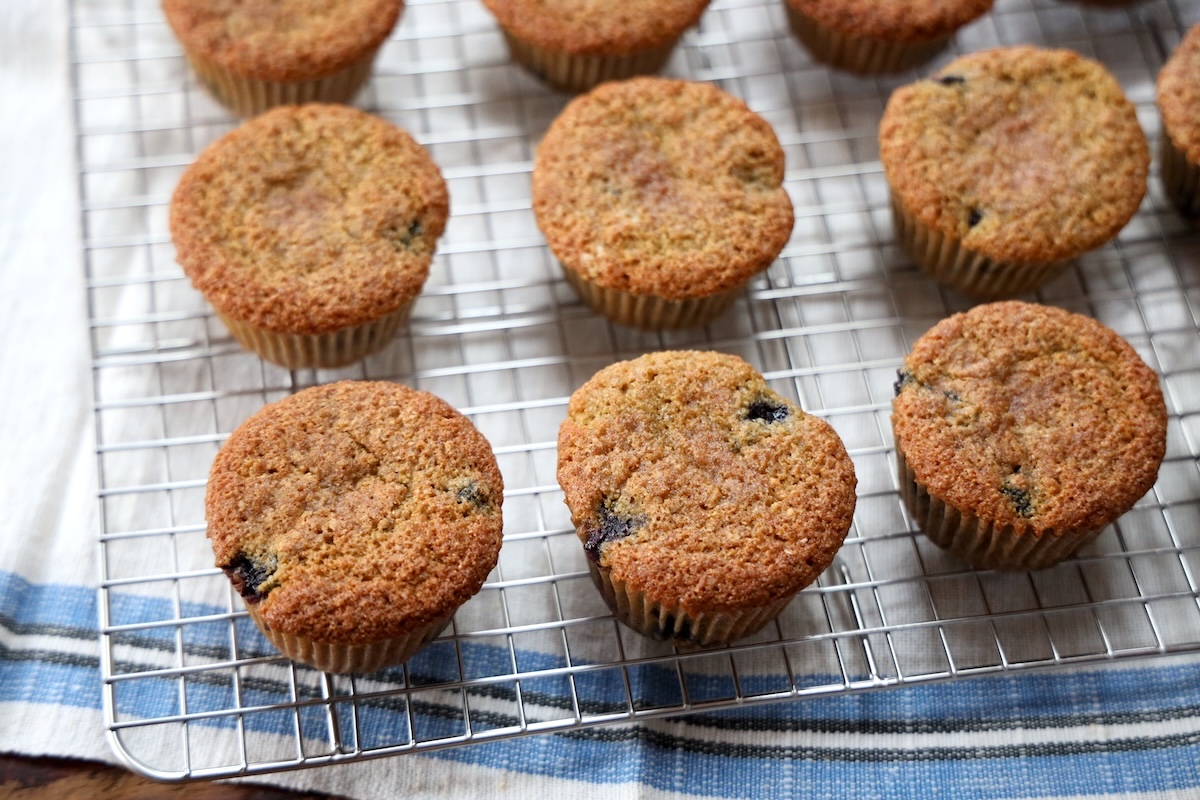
[557,351,856,645]
[533,77,794,329]
[171,103,448,369]
[892,301,1166,570]
[163,0,404,115]
[480,0,710,91]
[879,46,1148,297]
[206,380,503,673]
[784,0,993,74]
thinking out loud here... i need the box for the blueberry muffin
[533,77,794,329]
[784,0,993,74]
[480,0,710,92]
[162,0,404,117]
[170,104,448,369]
[206,380,504,673]
[557,351,857,646]
[879,47,1149,297]
[1157,23,1200,219]
[893,301,1166,570]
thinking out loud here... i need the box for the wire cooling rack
[78,0,1200,782]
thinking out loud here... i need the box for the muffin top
[163,0,403,82]
[480,0,709,56]
[1158,24,1200,164]
[206,381,503,645]
[557,351,856,616]
[533,78,794,300]
[170,104,448,335]
[893,301,1166,539]
[880,47,1148,264]
[787,0,993,43]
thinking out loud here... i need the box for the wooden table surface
[0,755,343,799]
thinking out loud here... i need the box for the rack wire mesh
[77,0,1200,782]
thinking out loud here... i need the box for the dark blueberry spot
[967,208,983,228]
[583,503,641,562]
[1000,485,1033,519]
[732,158,773,188]
[385,219,425,251]
[893,369,914,397]
[942,389,960,402]
[455,480,490,513]
[937,75,966,86]
[223,553,276,604]
[745,397,789,423]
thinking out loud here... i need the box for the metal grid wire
[78,0,1200,782]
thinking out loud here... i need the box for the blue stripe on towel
[3,647,1198,799]
[3,569,1200,798]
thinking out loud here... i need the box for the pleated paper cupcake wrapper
[586,559,794,647]
[185,50,379,118]
[216,304,410,370]
[499,29,676,93]
[895,442,1099,571]
[1159,132,1200,220]
[784,2,949,74]
[562,266,741,329]
[248,605,454,674]
[890,192,1069,298]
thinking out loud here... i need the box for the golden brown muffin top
[880,47,1148,265]
[557,351,856,616]
[787,0,993,43]
[206,381,503,645]
[162,0,403,82]
[1158,24,1200,164]
[480,0,709,56]
[532,78,794,300]
[893,301,1166,539]
[170,104,448,336]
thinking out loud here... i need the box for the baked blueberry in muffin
[880,47,1148,297]
[892,301,1167,570]
[558,351,857,645]
[206,380,504,673]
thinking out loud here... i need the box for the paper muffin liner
[184,49,379,118]
[247,605,453,674]
[895,440,1100,571]
[561,266,742,329]
[890,191,1069,298]
[586,559,793,647]
[784,2,949,74]
[1159,131,1200,219]
[498,29,676,93]
[215,303,411,370]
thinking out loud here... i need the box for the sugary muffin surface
[533,77,794,301]
[557,351,856,615]
[170,104,448,335]
[206,381,503,645]
[787,0,993,42]
[479,0,709,55]
[893,301,1166,538]
[880,47,1148,264]
[163,0,403,81]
